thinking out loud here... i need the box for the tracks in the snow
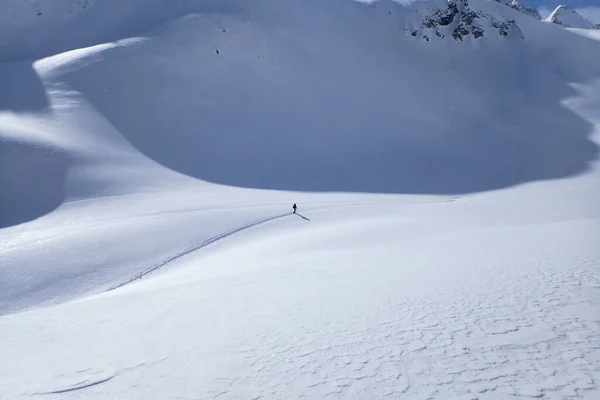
[108,212,291,291]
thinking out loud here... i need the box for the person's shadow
[295,213,311,221]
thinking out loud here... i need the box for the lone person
[292,203,297,214]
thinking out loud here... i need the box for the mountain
[408,0,524,41]
[507,0,542,20]
[492,0,541,20]
[544,5,599,29]
[1,0,599,398]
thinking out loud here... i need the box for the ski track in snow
[107,212,291,291]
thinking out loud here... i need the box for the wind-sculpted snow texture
[0,0,600,399]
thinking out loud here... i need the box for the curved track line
[36,376,115,395]
[108,212,290,291]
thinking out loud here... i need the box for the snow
[409,0,525,41]
[508,0,541,20]
[1,0,600,398]
[569,27,600,42]
[544,5,599,30]
[493,0,541,20]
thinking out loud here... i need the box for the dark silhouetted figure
[292,203,297,214]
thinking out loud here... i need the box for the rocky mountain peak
[508,0,541,20]
[408,0,524,42]
[544,5,598,29]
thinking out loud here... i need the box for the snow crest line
[108,212,290,291]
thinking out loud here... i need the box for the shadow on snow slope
[0,141,69,228]
[56,0,599,195]
[0,0,599,229]
[0,62,67,228]
[0,62,49,112]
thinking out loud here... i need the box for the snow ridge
[544,5,599,29]
[508,0,541,20]
[493,0,541,20]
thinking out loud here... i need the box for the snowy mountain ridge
[492,0,541,19]
[407,0,523,42]
[506,0,541,20]
[544,5,600,29]
[0,0,565,60]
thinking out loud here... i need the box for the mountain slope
[1,0,599,320]
[544,5,599,29]
[2,0,598,211]
[1,0,600,399]
[408,0,525,41]
[495,0,541,20]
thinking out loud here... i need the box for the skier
[292,203,297,214]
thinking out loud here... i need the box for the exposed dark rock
[408,0,523,42]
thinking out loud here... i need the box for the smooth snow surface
[1,0,600,399]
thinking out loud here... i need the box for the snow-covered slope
[544,5,599,29]
[1,0,600,398]
[494,0,541,20]
[508,0,541,20]
[0,0,208,61]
